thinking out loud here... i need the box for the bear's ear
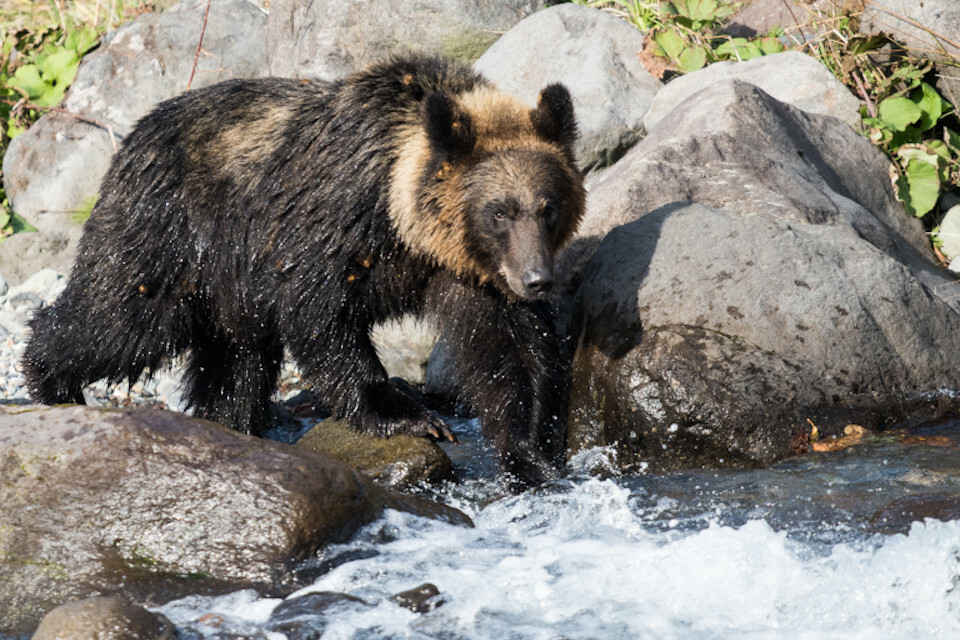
[422,92,476,159]
[530,83,578,148]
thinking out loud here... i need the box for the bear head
[390,83,586,301]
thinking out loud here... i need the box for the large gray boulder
[860,0,960,64]
[643,50,862,131]
[0,0,267,285]
[265,0,542,81]
[474,3,662,172]
[0,404,468,634]
[565,80,960,472]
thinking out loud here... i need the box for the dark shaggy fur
[22,55,585,489]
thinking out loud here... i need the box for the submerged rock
[565,80,960,472]
[32,597,176,640]
[0,404,467,634]
[297,418,455,489]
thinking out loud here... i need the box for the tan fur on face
[389,87,577,281]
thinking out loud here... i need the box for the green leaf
[677,45,707,72]
[10,212,37,234]
[65,25,100,56]
[714,38,762,60]
[40,48,79,87]
[9,65,48,100]
[0,210,10,229]
[847,34,887,55]
[654,29,686,61]
[758,37,785,55]
[6,122,26,139]
[673,0,719,24]
[897,158,941,217]
[878,96,922,132]
[912,82,943,131]
[31,84,65,108]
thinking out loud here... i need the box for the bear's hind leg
[183,330,282,436]
[23,284,181,405]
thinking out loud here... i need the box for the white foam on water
[158,478,960,639]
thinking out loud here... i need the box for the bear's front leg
[357,377,456,441]
[431,278,569,491]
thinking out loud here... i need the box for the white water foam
[156,477,960,639]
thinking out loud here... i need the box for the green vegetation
[0,1,156,239]
[574,0,960,259]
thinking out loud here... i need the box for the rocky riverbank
[4,0,960,636]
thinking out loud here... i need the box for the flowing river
[154,417,960,639]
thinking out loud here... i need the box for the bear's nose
[523,269,553,296]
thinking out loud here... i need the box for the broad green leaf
[9,65,48,100]
[678,45,708,73]
[925,139,951,165]
[0,210,10,229]
[673,0,718,23]
[936,205,960,259]
[878,96,922,132]
[41,48,79,87]
[32,84,65,108]
[654,29,686,61]
[6,122,26,139]
[758,37,785,55]
[714,38,762,60]
[65,25,100,56]
[897,158,941,217]
[889,124,923,150]
[912,82,943,131]
[10,212,37,234]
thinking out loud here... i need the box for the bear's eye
[493,209,506,221]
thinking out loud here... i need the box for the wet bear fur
[22,55,586,489]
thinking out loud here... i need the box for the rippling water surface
[156,419,960,639]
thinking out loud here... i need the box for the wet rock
[565,80,960,472]
[474,3,661,173]
[267,592,366,640]
[390,583,445,613]
[265,0,541,81]
[869,494,960,534]
[643,51,862,131]
[297,418,455,489]
[1,0,267,284]
[0,404,464,634]
[32,597,176,640]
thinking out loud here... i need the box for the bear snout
[522,267,553,297]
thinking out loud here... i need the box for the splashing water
[156,420,960,639]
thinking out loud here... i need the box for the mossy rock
[296,418,455,489]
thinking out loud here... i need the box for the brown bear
[22,54,585,489]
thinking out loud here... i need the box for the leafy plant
[573,0,960,258]
[0,2,155,239]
